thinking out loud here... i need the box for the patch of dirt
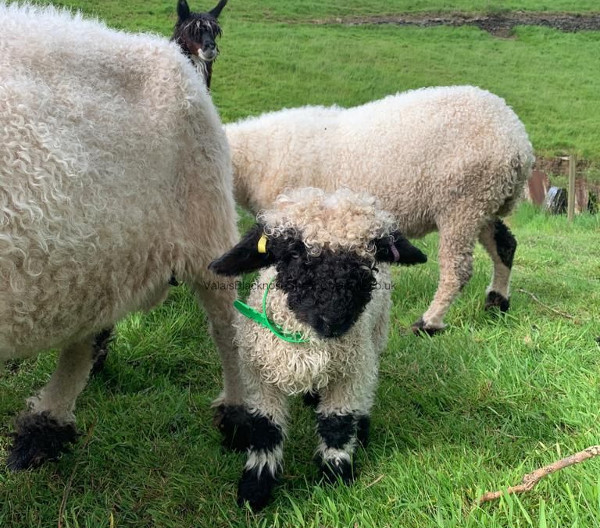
[313,12,600,38]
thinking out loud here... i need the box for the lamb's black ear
[209,0,228,18]
[177,0,191,21]
[209,224,275,276]
[373,231,427,266]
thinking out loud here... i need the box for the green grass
[1,205,599,528]
[2,1,600,526]
[20,0,600,164]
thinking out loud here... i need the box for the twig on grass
[57,420,97,528]
[475,445,600,506]
[516,288,577,321]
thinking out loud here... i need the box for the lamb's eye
[289,250,301,259]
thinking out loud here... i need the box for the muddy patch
[312,12,600,38]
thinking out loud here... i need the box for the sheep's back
[0,4,230,357]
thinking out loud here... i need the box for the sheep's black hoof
[411,318,444,336]
[213,404,252,452]
[7,412,79,471]
[90,327,114,376]
[485,291,510,313]
[485,291,510,312]
[237,466,277,512]
[302,391,320,408]
[319,458,355,485]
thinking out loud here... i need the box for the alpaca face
[209,223,427,339]
[172,0,227,63]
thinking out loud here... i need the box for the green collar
[234,277,309,344]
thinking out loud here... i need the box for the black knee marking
[91,327,114,376]
[7,412,79,471]
[237,465,279,511]
[317,413,356,449]
[485,291,510,313]
[237,413,283,511]
[493,219,517,269]
[213,404,252,452]
[302,390,321,408]
[316,412,359,484]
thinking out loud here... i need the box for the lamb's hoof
[7,412,79,471]
[411,318,444,336]
[90,327,114,376]
[213,404,252,452]
[302,391,320,408]
[237,467,277,512]
[485,291,510,313]
[319,458,355,485]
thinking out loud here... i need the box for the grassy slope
[1,1,600,527]
[19,0,600,161]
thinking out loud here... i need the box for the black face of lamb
[275,249,376,339]
[208,223,427,338]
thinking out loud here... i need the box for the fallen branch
[516,288,576,320]
[475,445,600,506]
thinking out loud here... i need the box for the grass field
[1,1,600,527]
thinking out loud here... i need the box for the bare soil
[313,12,600,38]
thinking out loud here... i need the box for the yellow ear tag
[257,234,268,254]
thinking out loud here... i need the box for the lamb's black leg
[315,412,361,484]
[237,413,284,511]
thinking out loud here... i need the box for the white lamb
[0,3,242,469]
[225,86,535,334]
[209,188,427,510]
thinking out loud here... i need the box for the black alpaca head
[209,224,427,339]
[172,0,228,87]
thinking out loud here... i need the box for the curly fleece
[226,86,535,330]
[0,3,244,439]
[236,189,393,410]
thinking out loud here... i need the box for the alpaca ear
[209,224,276,276]
[177,0,191,21]
[209,0,228,18]
[373,231,427,266]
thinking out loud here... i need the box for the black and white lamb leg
[7,337,94,470]
[315,411,360,484]
[479,218,516,313]
[237,412,285,512]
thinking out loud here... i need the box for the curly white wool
[258,187,397,259]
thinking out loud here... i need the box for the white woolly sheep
[0,3,242,470]
[225,86,535,334]
[209,188,427,510]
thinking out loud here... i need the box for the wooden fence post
[568,154,576,222]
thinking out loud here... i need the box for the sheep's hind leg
[479,218,516,313]
[194,279,249,451]
[7,337,95,470]
[90,327,114,375]
[412,219,480,335]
